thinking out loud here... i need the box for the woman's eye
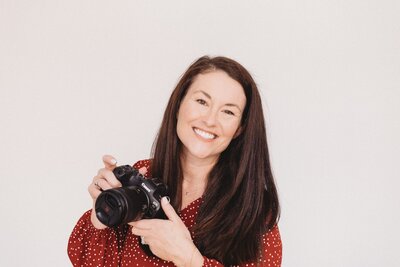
[196,99,207,105]
[223,110,235,116]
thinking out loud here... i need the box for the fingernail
[111,159,117,165]
[162,196,170,203]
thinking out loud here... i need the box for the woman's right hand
[88,155,121,229]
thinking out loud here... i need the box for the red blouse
[68,160,282,266]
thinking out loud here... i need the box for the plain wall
[0,1,399,266]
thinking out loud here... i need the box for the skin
[89,71,247,266]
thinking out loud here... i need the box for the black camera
[95,165,169,227]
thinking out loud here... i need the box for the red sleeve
[201,225,282,267]
[202,257,224,266]
[257,225,282,266]
[67,210,120,267]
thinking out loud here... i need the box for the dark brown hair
[151,56,280,265]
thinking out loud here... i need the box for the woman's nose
[202,108,218,126]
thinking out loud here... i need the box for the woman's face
[177,70,246,162]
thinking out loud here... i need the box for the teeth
[194,128,216,140]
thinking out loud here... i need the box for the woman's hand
[130,197,204,267]
[88,155,120,229]
[88,155,147,229]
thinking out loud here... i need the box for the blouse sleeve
[67,210,120,267]
[202,257,224,266]
[201,225,282,267]
[255,225,282,266]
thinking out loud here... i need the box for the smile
[193,127,217,140]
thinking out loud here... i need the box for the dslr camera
[95,165,169,227]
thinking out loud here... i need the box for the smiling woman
[68,56,282,267]
[177,70,246,162]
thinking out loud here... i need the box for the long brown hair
[151,56,280,265]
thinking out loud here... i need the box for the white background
[1,1,399,266]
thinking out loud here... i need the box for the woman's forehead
[187,71,246,107]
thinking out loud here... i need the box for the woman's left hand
[130,197,203,267]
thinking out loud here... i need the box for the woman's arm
[258,225,282,266]
[68,210,120,267]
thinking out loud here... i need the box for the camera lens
[95,186,149,227]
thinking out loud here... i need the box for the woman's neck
[180,152,217,199]
[180,153,216,184]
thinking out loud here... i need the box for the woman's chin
[184,150,218,161]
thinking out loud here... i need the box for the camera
[95,165,169,227]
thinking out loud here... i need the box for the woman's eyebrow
[194,90,212,99]
[225,103,242,113]
[194,90,242,113]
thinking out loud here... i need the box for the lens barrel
[95,186,149,227]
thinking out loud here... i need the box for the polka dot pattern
[68,159,282,266]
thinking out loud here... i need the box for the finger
[88,183,102,199]
[131,226,150,237]
[93,178,113,190]
[138,167,147,175]
[88,184,102,199]
[88,176,113,197]
[102,155,117,171]
[129,219,154,230]
[161,197,180,223]
[97,168,122,187]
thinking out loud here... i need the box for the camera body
[95,165,168,227]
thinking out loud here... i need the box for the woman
[68,56,282,266]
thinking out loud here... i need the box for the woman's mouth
[193,127,217,140]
